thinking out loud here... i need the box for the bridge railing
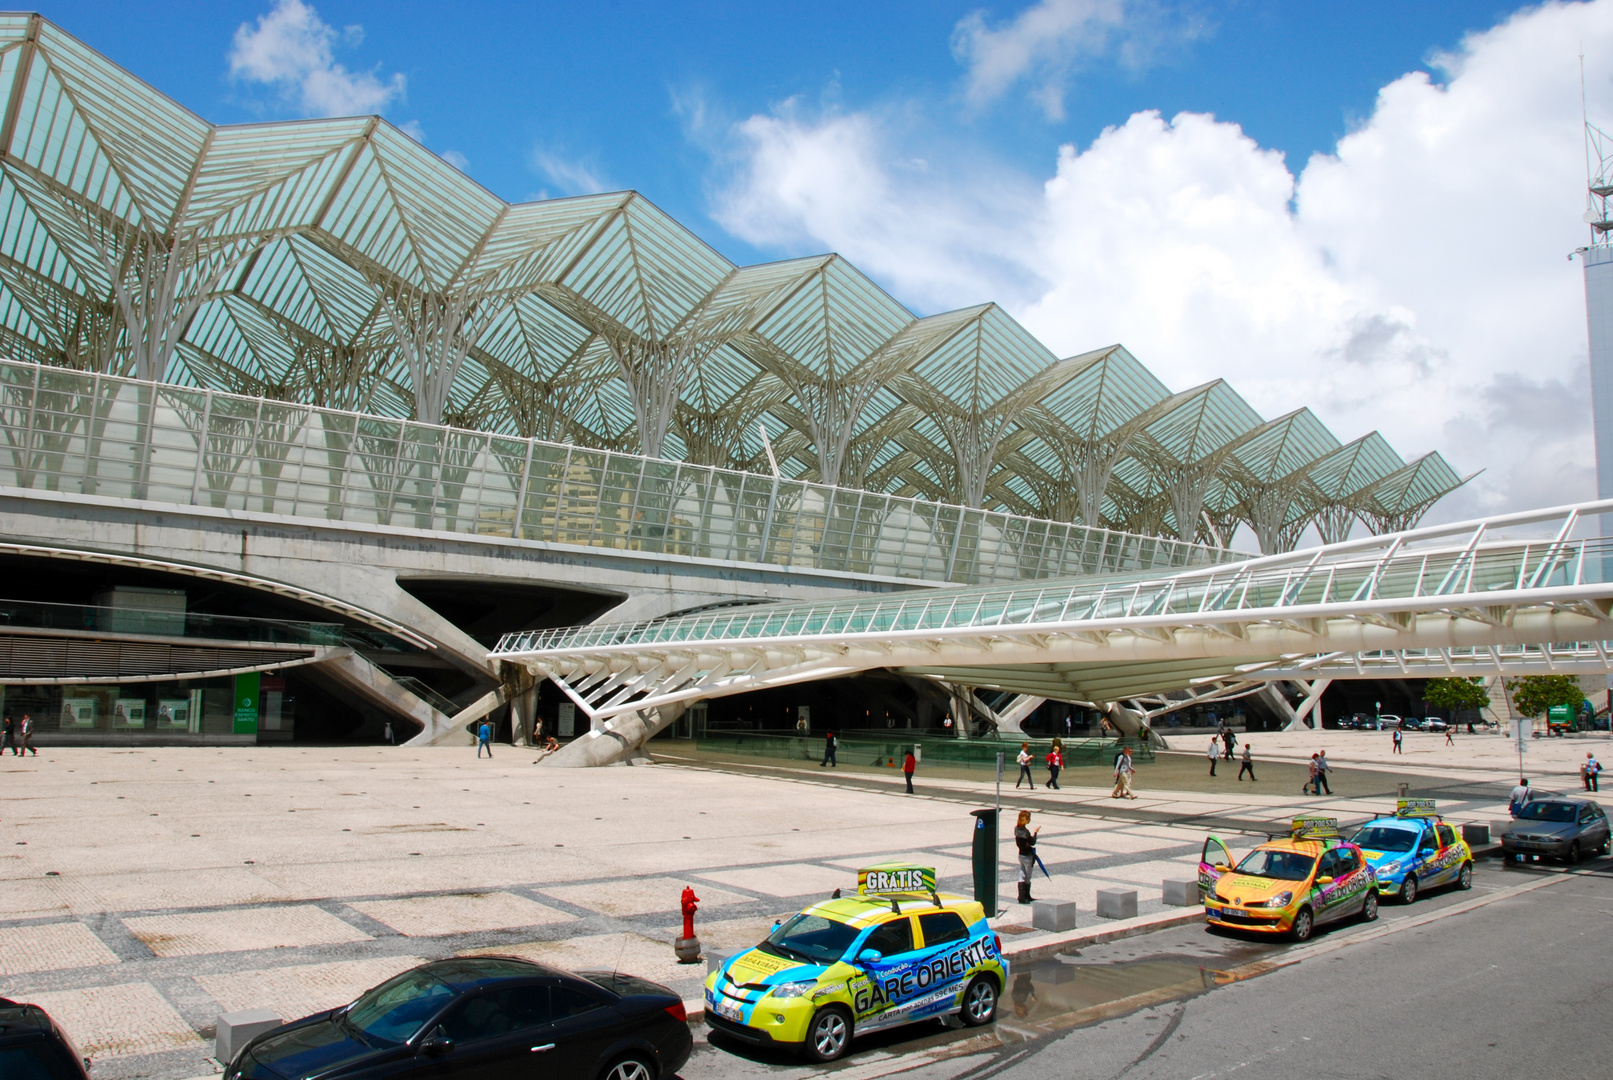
[0,360,1237,587]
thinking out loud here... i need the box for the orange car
[1198,818,1380,941]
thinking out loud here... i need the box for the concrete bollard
[1096,889,1138,920]
[216,1009,281,1065]
[1462,823,1491,847]
[1032,900,1078,932]
[706,947,739,977]
[1161,879,1199,907]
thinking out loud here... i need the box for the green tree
[1505,675,1586,719]
[1422,678,1490,713]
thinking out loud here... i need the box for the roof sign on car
[1395,798,1438,818]
[1291,816,1342,839]
[857,864,937,897]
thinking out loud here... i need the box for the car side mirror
[1316,876,1334,885]
[857,949,882,963]
[420,1034,453,1057]
[1214,863,1230,872]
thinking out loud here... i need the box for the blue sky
[27,1,1613,525]
[44,1,1503,266]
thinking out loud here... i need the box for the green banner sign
[233,672,260,735]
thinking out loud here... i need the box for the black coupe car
[0,997,92,1080]
[226,957,692,1080]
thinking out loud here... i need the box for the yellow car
[704,864,1007,1062]
[1198,818,1380,941]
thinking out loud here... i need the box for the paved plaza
[0,736,1558,1079]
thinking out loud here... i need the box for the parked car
[1359,715,1403,731]
[225,957,692,1080]
[0,997,92,1080]
[1503,798,1612,864]
[1423,718,1448,732]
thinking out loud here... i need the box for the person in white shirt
[1016,742,1035,789]
[1509,778,1532,816]
[1206,737,1220,777]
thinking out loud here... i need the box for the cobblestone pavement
[0,746,1514,1080]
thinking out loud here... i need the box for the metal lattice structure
[0,14,1470,553]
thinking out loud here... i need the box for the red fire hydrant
[675,886,702,964]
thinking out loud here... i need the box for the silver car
[1503,798,1612,864]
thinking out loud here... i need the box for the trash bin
[970,808,998,914]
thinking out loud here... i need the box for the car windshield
[1351,826,1418,852]
[1234,849,1317,881]
[759,913,860,965]
[345,969,458,1046]
[1516,802,1579,823]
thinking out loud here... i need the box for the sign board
[1509,715,1529,751]
[61,697,95,727]
[1291,816,1341,839]
[156,698,190,729]
[233,672,260,735]
[558,702,575,737]
[1395,798,1437,818]
[113,698,146,728]
[857,864,937,897]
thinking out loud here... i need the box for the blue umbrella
[1033,852,1052,880]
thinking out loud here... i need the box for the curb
[1000,906,1205,963]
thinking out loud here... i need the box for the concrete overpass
[493,500,1613,765]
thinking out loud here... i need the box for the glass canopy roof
[0,13,1471,553]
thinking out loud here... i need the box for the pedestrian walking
[1014,810,1040,904]
[1222,727,1237,760]
[1111,746,1137,799]
[383,721,394,746]
[820,730,838,767]
[18,713,33,757]
[1509,777,1532,816]
[1585,752,1602,792]
[1206,737,1219,777]
[903,749,916,794]
[1016,742,1035,789]
[1315,750,1332,794]
[1444,725,1454,746]
[476,719,493,758]
[1303,753,1320,795]
[1237,744,1256,781]
[1045,741,1063,790]
[1392,727,1403,754]
[1,713,14,755]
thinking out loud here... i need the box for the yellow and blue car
[704,864,1007,1062]
[1348,799,1473,903]
[1198,817,1379,941]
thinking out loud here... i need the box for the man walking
[820,730,837,767]
[1585,752,1602,792]
[1392,726,1404,754]
[1223,726,1237,760]
[1303,753,1318,795]
[18,713,33,757]
[1016,742,1035,789]
[1315,750,1332,794]
[903,748,916,794]
[1238,743,1256,781]
[1,713,14,755]
[1112,746,1137,799]
[1014,811,1039,904]
[1045,741,1063,790]
[1444,724,1454,746]
[1509,777,1532,817]
[1207,736,1220,776]
[476,719,493,758]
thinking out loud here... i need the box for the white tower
[1580,121,1613,535]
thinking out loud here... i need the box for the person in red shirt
[1046,742,1063,790]
[903,749,916,794]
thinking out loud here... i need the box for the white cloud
[229,0,405,118]
[951,0,1205,120]
[442,150,469,171]
[532,150,613,196]
[709,0,1613,527]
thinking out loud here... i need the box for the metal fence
[0,359,1238,588]
[687,731,1153,771]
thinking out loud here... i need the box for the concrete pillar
[540,701,688,767]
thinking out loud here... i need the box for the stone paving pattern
[0,738,1541,1080]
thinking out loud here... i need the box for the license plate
[715,999,743,1022]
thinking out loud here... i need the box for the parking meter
[970,808,998,914]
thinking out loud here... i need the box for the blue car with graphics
[704,865,1006,1063]
[1348,800,1474,904]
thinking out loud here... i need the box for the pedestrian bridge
[493,500,1613,764]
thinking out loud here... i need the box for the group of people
[1205,735,1256,780]
[0,713,35,756]
[1012,740,1138,799]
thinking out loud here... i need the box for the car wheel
[1360,890,1379,922]
[1566,840,1581,865]
[1399,875,1418,904]
[960,976,998,1027]
[1456,862,1473,890]
[602,1054,656,1080]
[1598,835,1610,856]
[802,1005,853,1063]
[1289,907,1314,942]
